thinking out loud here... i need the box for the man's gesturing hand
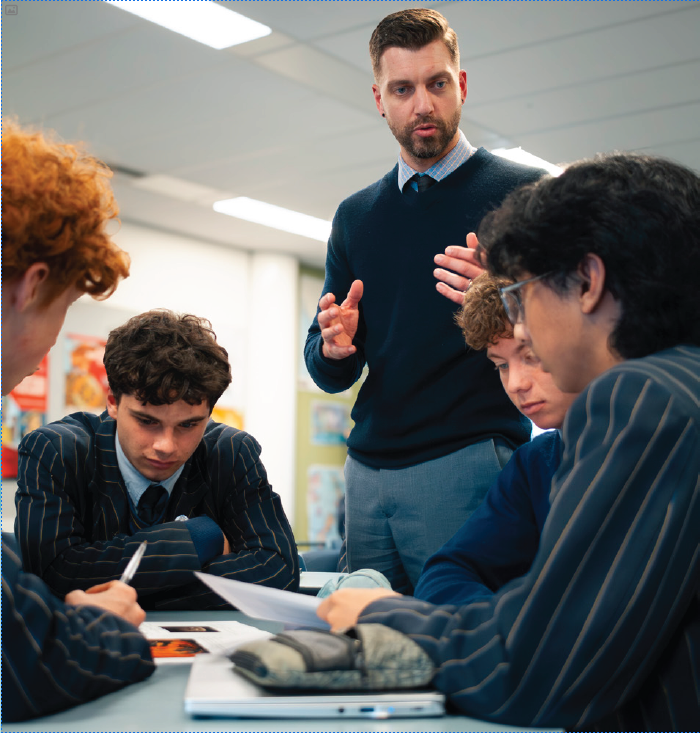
[65,580,146,627]
[434,232,485,304]
[318,280,364,360]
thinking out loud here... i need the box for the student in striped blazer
[2,119,154,721]
[15,309,300,609]
[318,153,700,729]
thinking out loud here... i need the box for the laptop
[184,653,445,719]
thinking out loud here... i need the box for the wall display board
[306,465,345,547]
[311,400,351,446]
[2,356,49,479]
[211,405,244,431]
[64,333,109,414]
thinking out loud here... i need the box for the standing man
[305,9,544,592]
[16,310,300,609]
[2,119,154,721]
[319,153,700,728]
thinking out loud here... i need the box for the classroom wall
[3,222,300,523]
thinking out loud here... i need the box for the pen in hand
[120,541,147,584]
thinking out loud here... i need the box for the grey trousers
[344,438,512,595]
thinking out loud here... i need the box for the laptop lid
[184,654,445,720]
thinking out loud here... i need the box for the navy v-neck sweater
[305,148,545,469]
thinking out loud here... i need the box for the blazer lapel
[168,444,213,520]
[91,413,131,538]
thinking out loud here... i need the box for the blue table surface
[1,610,563,733]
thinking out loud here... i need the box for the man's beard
[387,107,461,160]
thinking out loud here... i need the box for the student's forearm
[2,545,154,722]
[41,524,201,597]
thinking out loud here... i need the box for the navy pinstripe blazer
[360,345,700,730]
[1,541,154,721]
[15,412,299,609]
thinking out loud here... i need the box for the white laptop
[184,653,445,719]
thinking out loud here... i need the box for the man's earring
[381,113,385,117]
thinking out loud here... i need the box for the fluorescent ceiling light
[492,147,564,176]
[105,1,271,50]
[132,174,230,206]
[214,197,332,242]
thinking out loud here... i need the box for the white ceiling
[3,0,699,268]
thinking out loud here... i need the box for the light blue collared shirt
[115,429,185,507]
[397,129,476,192]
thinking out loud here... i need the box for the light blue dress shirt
[115,429,185,507]
[397,129,476,192]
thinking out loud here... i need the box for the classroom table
[2,610,563,733]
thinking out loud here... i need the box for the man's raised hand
[433,232,485,304]
[318,280,364,360]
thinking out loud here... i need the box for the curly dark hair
[2,118,130,305]
[477,153,700,359]
[456,273,514,351]
[104,310,232,410]
[369,8,459,79]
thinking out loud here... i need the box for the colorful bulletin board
[306,464,345,546]
[2,356,49,478]
[64,333,109,413]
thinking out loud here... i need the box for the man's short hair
[457,273,514,351]
[2,119,130,305]
[369,8,459,79]
[104,310,232,410]
[478,152,700,359]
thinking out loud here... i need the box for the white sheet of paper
[139,620,272,665]
[194,572,330,629]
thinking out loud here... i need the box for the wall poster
[64,333,109,414]
[311,400,351,446]
[306,464,345,547]
[2,356,49,478]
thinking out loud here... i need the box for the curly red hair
[2,119,130,305]
[455,272,514,351]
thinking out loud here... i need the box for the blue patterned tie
[414,174,436,193]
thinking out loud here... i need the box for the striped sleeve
[1,541,154,722]
[359,366,700,729]
[15,427,201,598]
[152,431,300,610]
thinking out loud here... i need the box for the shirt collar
[397,130,476,192]
[115,428,185,506]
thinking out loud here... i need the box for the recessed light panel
[214,197,332,242]
[105,1,271,50]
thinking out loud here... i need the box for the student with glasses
[317,152,700,729]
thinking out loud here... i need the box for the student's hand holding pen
[65,581,146,627]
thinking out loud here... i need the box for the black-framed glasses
[499,272,552,325]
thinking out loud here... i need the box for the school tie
[137,483,168,525]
